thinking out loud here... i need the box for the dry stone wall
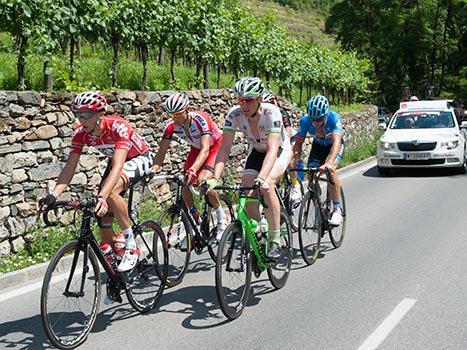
[0,89,377,255]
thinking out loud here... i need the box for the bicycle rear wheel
[207,193,235,262]
[158,206,191,287]
[329,187,346,249]
[215,221,251,320]
[267,208,293,289]
[298,191,322,265]
[126,220,168,313]
[41,240,100,349]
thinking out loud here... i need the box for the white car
[377,100,467,175]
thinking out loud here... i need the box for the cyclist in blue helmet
[293,95,345,226]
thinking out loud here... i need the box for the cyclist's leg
[306,142,329,195]
[326,142,344,202]
[264,142,291,245]
[181,147,199,209]
[242,149,264,221]
[110,153,153,271]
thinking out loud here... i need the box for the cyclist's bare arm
[292,136,304,166]
[188,134,211,173]
[99,148,128,197]
[52,152,81,196]
[213,131,235,179]
[258,133,281,181]
[324,133,342,169]
[152,138,171,173]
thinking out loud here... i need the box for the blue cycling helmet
[307,95,330,120]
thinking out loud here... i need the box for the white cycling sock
[123,227,136,250]
[216,206,226,221]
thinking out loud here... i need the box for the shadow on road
[363,165,465,178]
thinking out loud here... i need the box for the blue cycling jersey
[296,110,343,146]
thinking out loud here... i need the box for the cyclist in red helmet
[38,91,153,273]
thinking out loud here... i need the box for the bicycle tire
[158,206,192,287]
[298,191,322,265]
[207,193,235,262]
[267,208,293,289]
[126,220,168,313]
[41,240,101,349]
[215,221,252,320]
[328,186,346,249]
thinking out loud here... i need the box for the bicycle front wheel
[207,193,235,262]
[126,220,168,313]
[329,187,346,249]
[159,206,192,287]
[298,191,322,265]
[215,221,251,320]
[267,208,293,289]
[41,240,101,349]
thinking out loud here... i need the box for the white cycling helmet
[262,91,277,105]
[234,77,264,98]
[163,93,190,113]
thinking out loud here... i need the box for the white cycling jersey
[223,103,289,153]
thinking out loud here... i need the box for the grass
[242,0,336,45]
[339,131,383,168]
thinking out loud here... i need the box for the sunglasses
[74,111,95,120]
[238,97,257,104]
[312,117,326,124]
[168,111,185,119]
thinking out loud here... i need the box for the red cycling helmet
[73,91,108,112]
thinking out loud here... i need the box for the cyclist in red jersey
[152,92,228,240]
[38,91,153,273]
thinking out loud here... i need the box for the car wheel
[377,166,391,176]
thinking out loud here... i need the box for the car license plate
[404,152,431,160]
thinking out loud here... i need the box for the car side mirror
[378,123,387,130]
[461,121,467,129]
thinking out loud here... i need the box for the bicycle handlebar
[41,199,96,227]
[287,167,335,185]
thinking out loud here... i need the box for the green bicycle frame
[237,194,268,272]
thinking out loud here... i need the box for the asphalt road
[2,161,467,350]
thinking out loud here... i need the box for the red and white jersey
[162,110,222,149]
[70,115,150,159]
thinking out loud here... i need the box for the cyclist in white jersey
[208,77,292,260]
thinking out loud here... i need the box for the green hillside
[241,0,336,45]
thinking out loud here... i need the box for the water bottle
[258,217,268,246]
[296,159,305,181]
[190,206,200,225]
[99,241,116,269]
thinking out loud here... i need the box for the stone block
[11,152,38,168]
[35,125,58,139]
[8,103,25,117]
[0,192,23,206]
[22,140,50,151]
[0,174,11,186]
[12,169,28,183]
[70,172,87,185]
[12,116,32,131]
[15,202,36,217]
[17,91,42,106]
[29,162,63,181]
[0,206,10,220]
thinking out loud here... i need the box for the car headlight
[441,140,459,149]
[380,141,396,150]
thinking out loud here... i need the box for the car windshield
[389,111,455,129]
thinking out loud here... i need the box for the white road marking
[357,298,417,350]
[0,280,44,303]
[340,160,376,181]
